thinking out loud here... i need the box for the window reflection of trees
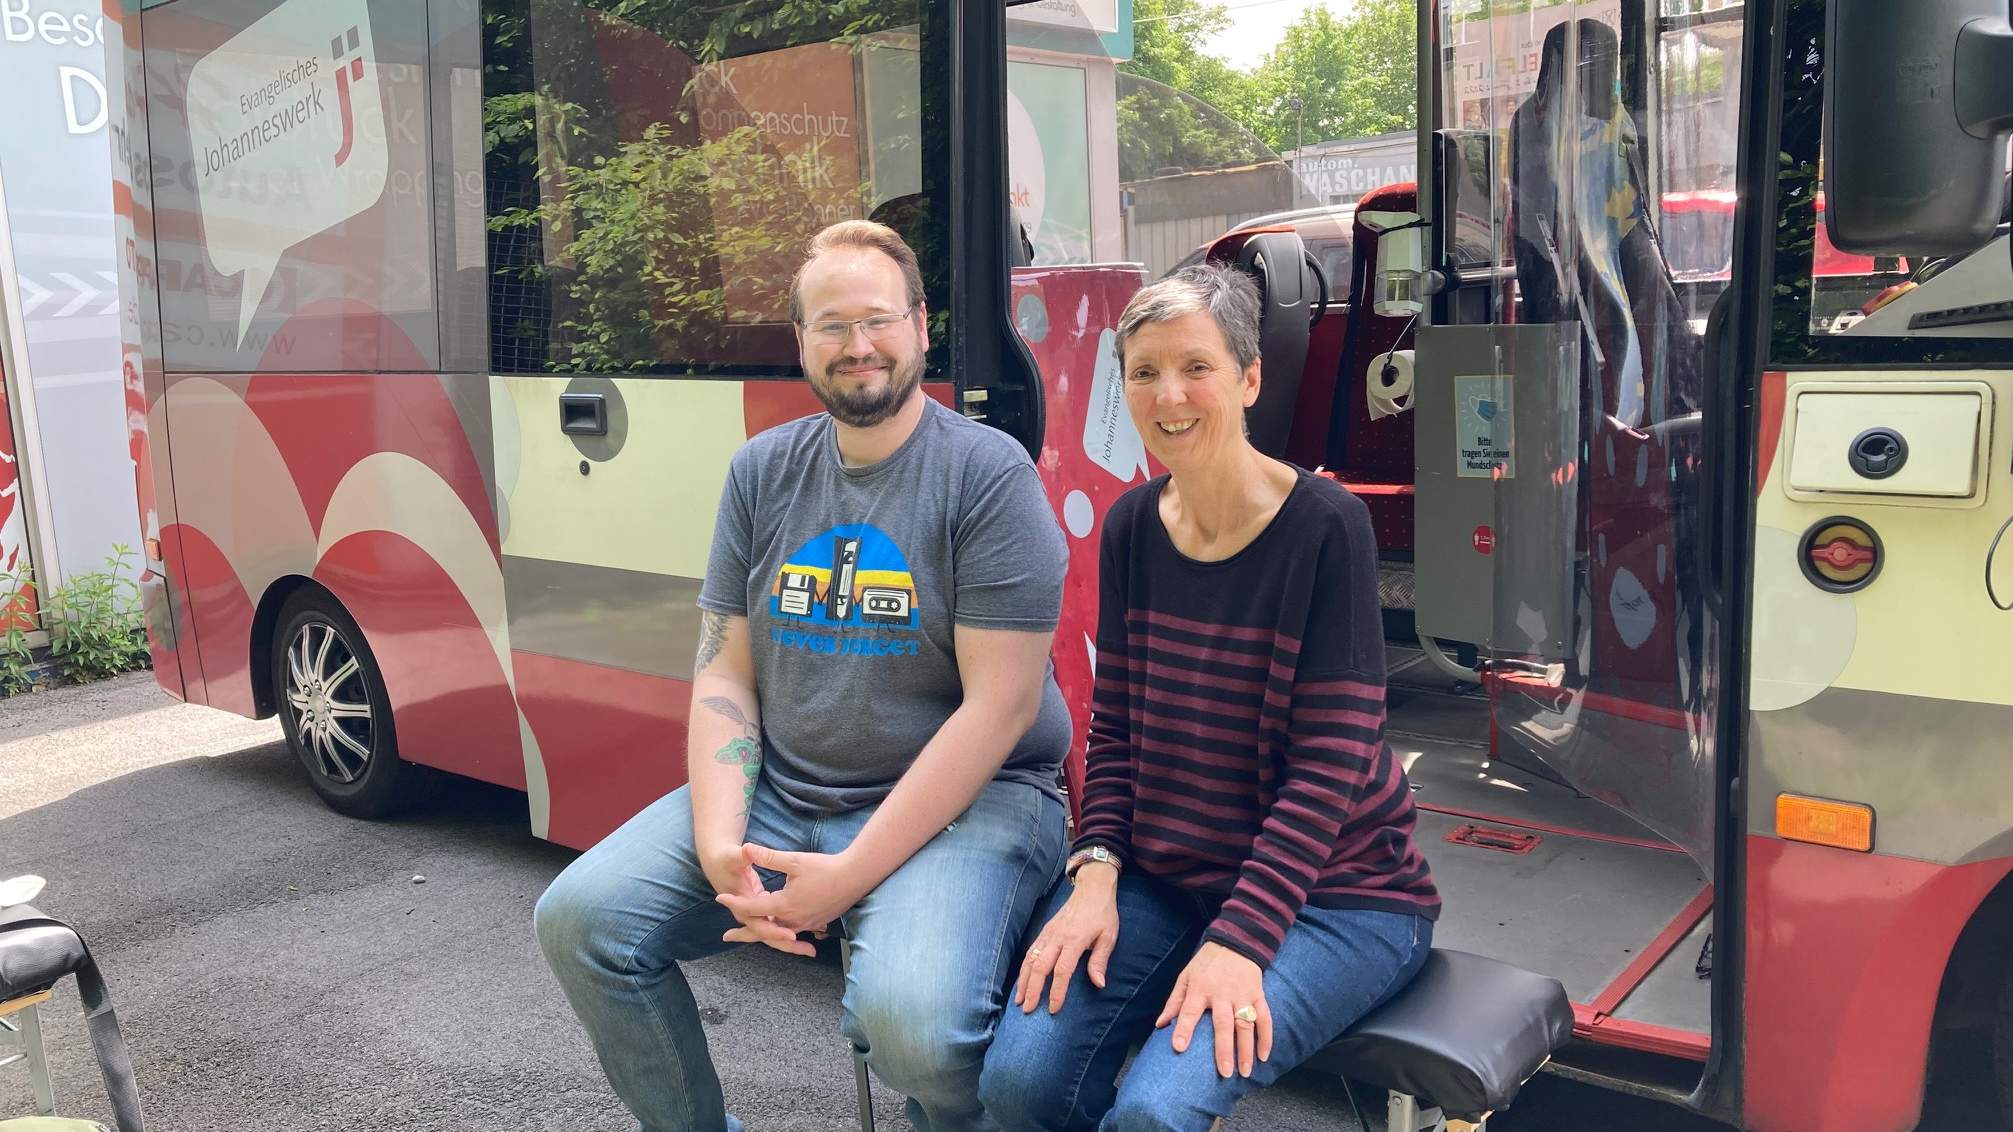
[482,1,932,375]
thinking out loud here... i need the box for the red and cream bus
[103,0,2013,1127]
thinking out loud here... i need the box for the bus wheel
[271,592,438,818]
[1998,960,2013,1121]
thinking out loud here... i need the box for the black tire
[1996,957,2013,1123]
[271,590,439,818]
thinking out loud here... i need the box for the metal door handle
[560,393,607,436]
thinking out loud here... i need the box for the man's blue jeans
[979,872,1433,1132]
[535,778,1066,1132]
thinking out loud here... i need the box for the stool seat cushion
[0,906,88,1003]
[1304,949,1573,1120]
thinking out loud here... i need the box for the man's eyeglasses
[798,304,918,344]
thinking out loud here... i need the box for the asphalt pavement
[0,674,1734,1130]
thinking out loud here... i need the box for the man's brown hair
[787,220,926,324]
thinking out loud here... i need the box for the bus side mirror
[1825,0,2013,255]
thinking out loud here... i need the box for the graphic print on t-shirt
[769,524,922,656]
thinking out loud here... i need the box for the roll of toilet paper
[1367,349,1415,420]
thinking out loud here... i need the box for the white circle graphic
[1063,490,1095,539]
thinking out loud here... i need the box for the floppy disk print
[771,525,921,631]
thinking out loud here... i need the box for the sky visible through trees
[1124,0,1417,157]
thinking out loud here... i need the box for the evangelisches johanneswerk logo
[769,524,921,657]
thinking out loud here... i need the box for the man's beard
[809,348,925,428]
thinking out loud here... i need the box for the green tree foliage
[1241,0,1417,153]
[1115,0,1268,181]
[1114,0,1421,180]
[1124,0,1249,112]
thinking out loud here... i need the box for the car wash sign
[1291,132,1418,206]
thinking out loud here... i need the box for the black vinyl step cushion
[1305,948,1574,1121]
[0,905,88,1001]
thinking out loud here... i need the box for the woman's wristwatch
[1065,844,1120,881]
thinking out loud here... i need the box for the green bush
[0,546,153,694]
[45,546,151,685]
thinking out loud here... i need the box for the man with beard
[536,220,1071,1132]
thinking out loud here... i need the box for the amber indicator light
[1776,794,1874,852]
[1799,517,1881,593]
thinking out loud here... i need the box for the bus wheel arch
[1928,867,2013,1122]
[249,575,318,718]
[257,580,441,819]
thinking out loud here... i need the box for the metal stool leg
[21,1002,54,1116]
[2,996,56,1117]
[838,939,875,1132]
[1387,1090,1448,1132]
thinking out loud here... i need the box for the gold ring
[1233,1005,1258,1025]
[1027,946,1043,960]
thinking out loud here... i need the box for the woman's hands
[1013,863,1120,1014]
[1156,941,1272,1079]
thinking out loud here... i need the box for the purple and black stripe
[1074,472,1438,969]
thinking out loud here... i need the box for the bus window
[482,0,946,376]
[1420,1,1745,864]
[1441,0,1739,343]
[141,0,443,372]
[1761,8,2013,360]
[1309,238,1353,290]
[1652,2,1744,322]
[1004,4,1299,280]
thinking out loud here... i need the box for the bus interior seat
[1510,18,1702,426]
[1319,183,1421,557]
[1207,230,1315,459]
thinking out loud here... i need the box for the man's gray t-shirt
[696,398,1071,814]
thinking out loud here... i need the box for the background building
[0,0,144,622]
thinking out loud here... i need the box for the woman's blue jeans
[979,871,1432,1132]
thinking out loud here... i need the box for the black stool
[0,904,145,1132]
[1305,949,1574,1131]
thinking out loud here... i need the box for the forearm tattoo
[695,611,730,673]
[704,695,761,816]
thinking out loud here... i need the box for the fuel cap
[1800,517,1882,593]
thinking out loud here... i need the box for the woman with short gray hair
[980,262,1439,1131]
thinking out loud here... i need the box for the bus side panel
[1011,264,1150,812]
[106,0,192,701]
[1742,839,2012,1132]
[160,361,543,799]
[159,374,296,716]
[491,376,956,849]
[313,527,525,792]
[512,653,688,851]
[1743,368,2013,1128]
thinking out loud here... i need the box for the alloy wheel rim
[283,621,374,784]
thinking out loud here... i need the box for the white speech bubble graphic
[186,0,388,345]
[1083,329,1150,483]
